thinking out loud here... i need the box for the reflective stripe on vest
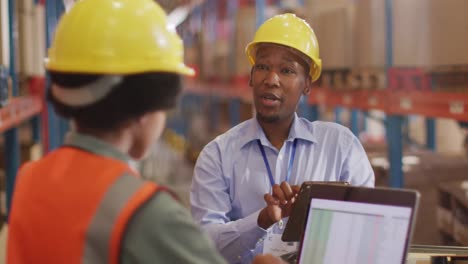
[83,172,157,263]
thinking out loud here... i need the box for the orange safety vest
[7,147,167,264]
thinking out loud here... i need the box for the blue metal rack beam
[351,109,359,137]
[387,115,404,187]
[363,111,368,131]
[309,105,319,121]
[334,107,343,125]
[385,0,404,188]
[45,0,67,151]
[229,99,241,127]
[5,0,20,220]
[426,118,436,151]
[256,0,266,29]
[227,0,240,127]
[32,116,41,143]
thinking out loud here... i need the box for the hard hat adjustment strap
[51,75,123,107]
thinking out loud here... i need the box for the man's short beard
[256,112,280,123]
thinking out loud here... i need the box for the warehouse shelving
[185,79,468,123]
[183,77,468,189]
[308,88,468,122]
[0,97,42,133]
[1,96,42,220]
[184,79,252,102]
[176,0,468,190]
[2,0,467,219]
[2,0,44,220]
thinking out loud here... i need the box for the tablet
[282,181,349,242]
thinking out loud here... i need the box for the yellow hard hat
[45,0,194,76]
[245,13,322,82]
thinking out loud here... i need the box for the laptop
[295,184,420,264]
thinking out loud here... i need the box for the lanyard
[257,139,298,187]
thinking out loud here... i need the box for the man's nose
[263,70,280,87]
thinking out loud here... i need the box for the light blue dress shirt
[190,114,375,263]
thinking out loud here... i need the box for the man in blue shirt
[190,13,375,263]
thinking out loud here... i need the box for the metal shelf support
[426,118,436,151]
[45,0,67,151]
[5,0,20,221]
[229,98,241,127]
[387,115,404,187]
[351,109,359,137]
[334,107,343,125]
[310,105,319,121]
[385,0,403,188]
[255,0,266,29]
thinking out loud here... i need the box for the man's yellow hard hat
[45,0,194,76]
[245,13,322,82]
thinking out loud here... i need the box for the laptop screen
[298,198,413,264]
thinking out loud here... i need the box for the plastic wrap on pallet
[318,68,350,90]
[430,66,468,93]
[388,68,431,92]
[234,6,256,78]
[349,68,387,90]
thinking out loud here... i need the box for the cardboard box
[16,0,46,76]
[356,0,468,67]
[0,0,9,66]
[234,7,256,78]
[327,0,468,67]
[437,180,468,246]
[426,0,468,67]
[314,7,354,69]
[437,183,455,239]
[354,0,386,68]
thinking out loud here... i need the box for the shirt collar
[240,113,317,149]
[64,131,131,163]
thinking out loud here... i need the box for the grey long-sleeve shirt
[66,132,226,264]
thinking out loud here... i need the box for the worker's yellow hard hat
[245,13,322,82]
[45,0,194,76]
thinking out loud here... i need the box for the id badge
[263,218,298,257]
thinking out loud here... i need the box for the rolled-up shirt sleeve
[191,141,267,263]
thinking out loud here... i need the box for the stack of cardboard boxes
[305,0,468,93]
[437,180,468,246]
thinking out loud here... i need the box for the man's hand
[257,181,300,229]
[252,254,287,264]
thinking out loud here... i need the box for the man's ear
[303,76,312,96]
[249,67,254,87]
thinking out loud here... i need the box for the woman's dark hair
[48,72,182,131]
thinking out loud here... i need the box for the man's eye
[281,68,295,74]
[255,64,268,71]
